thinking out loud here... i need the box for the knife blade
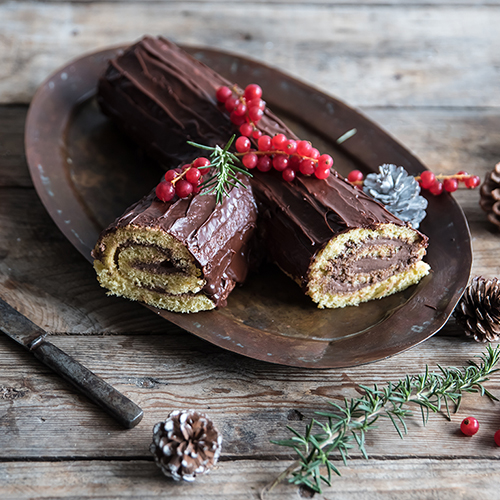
[0,297,143,428]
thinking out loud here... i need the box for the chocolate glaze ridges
[98,36,427,293]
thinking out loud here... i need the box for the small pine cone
[479,162,500,230]
[454,276,500,342]
[150,410,222,482]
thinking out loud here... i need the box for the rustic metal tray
[25,45,472,368]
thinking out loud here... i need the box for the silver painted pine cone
[150,410,222,482]
[363,164,428,229]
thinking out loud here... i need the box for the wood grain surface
[1,1,500,498]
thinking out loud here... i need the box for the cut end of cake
[93,226,216,313]
[306,224,430,309]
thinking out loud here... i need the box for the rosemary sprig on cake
[262,345,500,497]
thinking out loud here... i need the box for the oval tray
[25,45,471,368]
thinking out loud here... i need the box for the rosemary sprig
[262,345,500,497]
[187,136,252,204]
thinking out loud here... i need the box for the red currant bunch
[155,157,211,202]
[418,170,481,195]
[460,416,480,436]
[494,430,500,446]
[216,84,266,139]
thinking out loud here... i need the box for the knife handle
[31,340,143,428]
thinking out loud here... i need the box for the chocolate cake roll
[97,36,430,309]
[92,176,257,312]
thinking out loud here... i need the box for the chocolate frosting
[97,36,427,294]
[92,176,257,308]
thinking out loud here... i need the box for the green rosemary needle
[187,136,252,204]
[262,345,500,497]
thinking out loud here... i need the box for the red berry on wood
[310,148,320,160]
[216,86,232,103]
[230,111,246,126]
[314,167,331,180]
[239,123,253,137]
[297,140,312,157]
[252,129,262,140]
[443,178,458,193]
[175,179,193,198]
[247,98,266,110]
[288,155,301,171]
[257,155,272,172]
[429,181,443,195]
[318,154,333,170]
[225,96,238,112]
[273,154,289,171]
[457,170,469,179]
[347,170,364,183]
[235,136,251,153]
[185,167,201,185]
[244,83,263,101]
[299,159,316,175]
[156,181,175,202]
[193,157,210,168]
[460,417,479,436]
[494,430,500,446]
[258,135,272,151]
[420,171,436,190]
[234,102,247,116]
[282,168,296,182]
[165,170,178,182]
[242,152,258,169]
[285,140,297,155]
[272,134,288,151]
[248,107,264,123]
[465,175,480,189]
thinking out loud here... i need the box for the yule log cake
[93,36,430,311]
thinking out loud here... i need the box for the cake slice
[97,36,430,309]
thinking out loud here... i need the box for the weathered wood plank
[1,457,499,499]
[1,334,499,459]
[1,3,499,106]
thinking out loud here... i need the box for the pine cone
[363,164,428,229]
[453,276,500,342]
[479,162,500,230]
[150,410,222,482]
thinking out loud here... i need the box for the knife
[0,297,143,428]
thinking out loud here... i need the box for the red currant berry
[420,171,436,190]
[242,152,258,169]
[288,155,301,171]
[193,157,210,169]
[252,129,262,140]
[185,167,201,185]
[234,102,247,116]
[239,123,253,137]
[248,107,264,123]
[244,83,263,101]
[465,175,480,189]
[460,417,479,436]
[285,140,297,155]
[494,430,500,446]
[310,148,320,160]
[175,179,193,198]
[457,170,469,180]
[192,184,201,195]
[429,181,443,195]
[314,167,331,180]
[230,111,246,126]
[165,169,179,182]
[156,181,175,202]
[318,154,333,170]
[272,134,288,151]
[282,167,295,182]
[299,159,316,176]
[443,178,458,192]
[347,170,364,183]
[216,86,232,103]
[273,154,289,172]
[235,136,251,153]
[257,155,272,172]
[258,135,272,151]
[297,140,312,157]
[225,96,238,112]
[182,163,192,171]
[247,98,266,110]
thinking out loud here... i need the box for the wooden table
[1,1,499,498]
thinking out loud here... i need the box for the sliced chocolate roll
[97,36,430,309]
[92,178,257,313]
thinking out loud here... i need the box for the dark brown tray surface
[25,45,472,368]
